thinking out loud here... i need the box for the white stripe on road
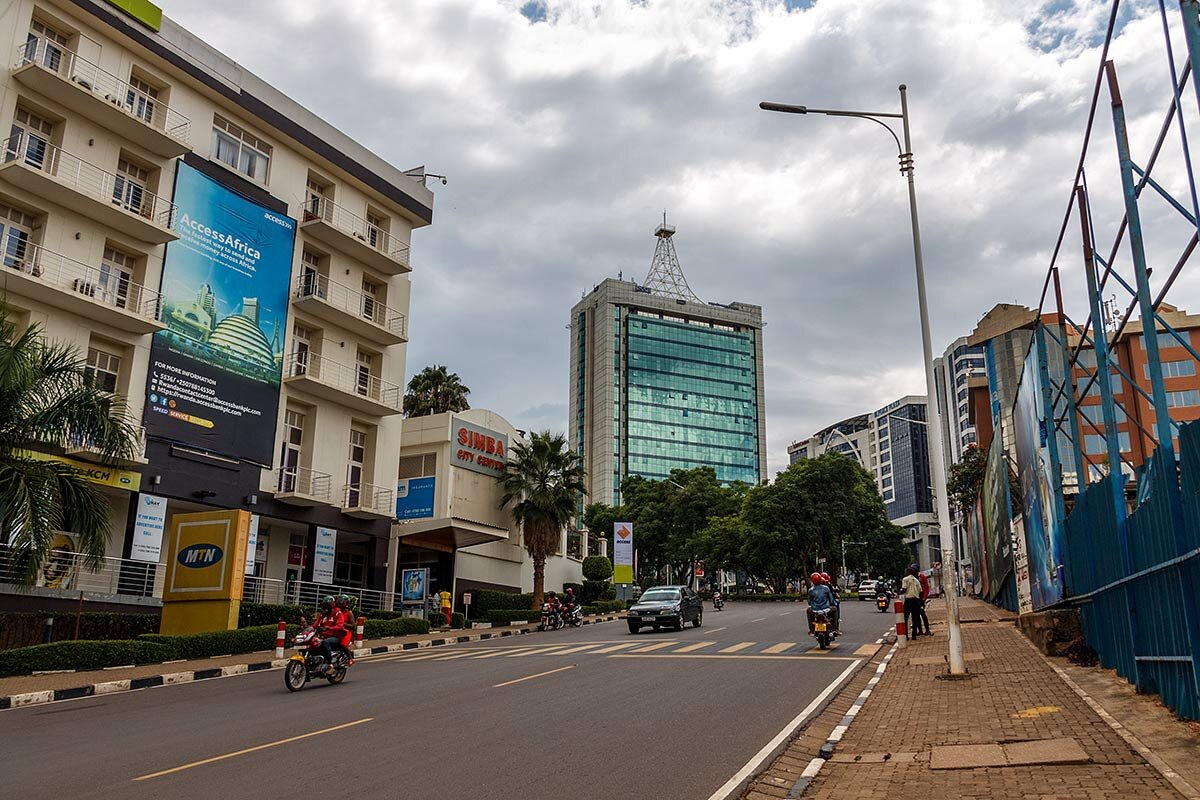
[719,642,755,654]
[704,659,862,800]
[707,627,727,634]
[750,617,767,623]
[493,665,575,688]
[779,611,792,616]
[631,641,675,653]
[549,643,606,655]
[591,642,640,654]
[674,641,716,653]
[470,647,542,659]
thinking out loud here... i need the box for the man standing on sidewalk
[915,565,932,637]
[439,588,452,627]
[902,567,923,641]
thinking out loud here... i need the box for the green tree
[498,431,586,608]
[947,444,986,519]
[0,305,141,586]
[402,364,471,417]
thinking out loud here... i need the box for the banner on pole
[313,526,337,585]
[613,522,634,584]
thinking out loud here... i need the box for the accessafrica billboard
[144,162,297,465]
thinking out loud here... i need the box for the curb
[789,638,899,798]
[0,614,623,711]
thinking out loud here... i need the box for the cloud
[160,0,1196,477]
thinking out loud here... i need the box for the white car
[857,580,879,599]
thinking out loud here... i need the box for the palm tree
[499,431,586,609]
[0,303,141,586]
[403,364,471,417]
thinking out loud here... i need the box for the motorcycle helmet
[820,572,831,585]
[338,594,353,610]
[322,594,335,609]
[810,572,823,585]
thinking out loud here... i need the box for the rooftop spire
[641,213,702,303]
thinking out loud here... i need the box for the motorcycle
[712,593,724,611]
[876,592,890,612]
[809,608,836,650]
[539,603,564,631]
[561,603,583,627]
[284,623,350,692]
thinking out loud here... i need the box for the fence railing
[287,579,400,614]
[0,543,162,598]
[1,131,176,229]
[242,575,287,605]
[0,235,164,323]
[342,481,394,515]
[273,465,332,502]
[283,351,402,411]
[20,35,191,145]
[302,195,411,268]
[64,416,147,462]
[293,273,406,338]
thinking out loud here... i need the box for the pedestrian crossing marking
[551,643,606,655]
[507,645,571,657]
[591,642,639,654]
[674,641,716,653]
[854,644,881,657]
[719,641,755,654]
[470,647,541,659]
[631,641,676,653]
[429,652,478,662]
[761,642,795,654]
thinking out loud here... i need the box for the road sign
[463,592,472,606]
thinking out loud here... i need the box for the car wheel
[692,609,702,628]
[675,613,686,631]
[628,623,640,634]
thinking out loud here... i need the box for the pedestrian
[427,592,438,616]
[915,566,932,637]
[901,567,923,641]
[439,588,452,627]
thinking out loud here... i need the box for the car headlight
[670,604,681,612]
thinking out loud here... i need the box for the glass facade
[876,401,933,520]
[619,311,760,486]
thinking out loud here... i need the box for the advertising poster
[130,493,168,563]
[313,526,337,585]
[243,514,260,576]
[144,162,297,465]
[613,522,634,584]
[1013,329,1067,609]
[396,476,436,520]
[981,433,1014,603]
[38,533,78,590]
[401,568,429,604]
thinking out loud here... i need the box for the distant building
[787,414,871,468]
[569,221,767,506]
[871,395,939,570]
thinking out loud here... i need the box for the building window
[365,210,388,250]
[346,427,368,506]
[291,323,312,375]
[305,175,330,219]
[0,202,37,272]
[355,348,377,398]
[299,249,326,297]
[1145,360,1197,379]
[398,452,437,479]
[1084,431,1131,454]
[278,408,306,491]
[1142,331,1192,350]
[8,107,54,170]
[85,346,121,393]
[212,114,271,183]
[1166,389,1200,408]
[25,19,70,73]
[112,156,152,216]
[334,551,365,587]
[126,75,159,125]
[98,246,137,309]
[361,277,381,323]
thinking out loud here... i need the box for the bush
[580,580,609,604]
[362,617,430,639]
[362,610,408,621]
[582,605,599,616]
[238,603,309,628]
[486,609,536,626]
[0,639,174,676]
[451,612,465,629]
[428,613,447,628]
[469,589,535,614]
[140,624,294,661]
[0,611,160,650]
[593,600,625,614]
[726,593,807,602]
[582,555,614,581]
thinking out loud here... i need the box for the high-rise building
[933,336,987,578]
[569,221,766,506]
[871,395,938,570]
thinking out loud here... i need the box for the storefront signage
[130,493,168,563]
[453,418,509,477]
[18,450,141,492]
[396,476,436,520]
[613,522,634,584]
[313,526,337,585]
[143,162,297,465]
[162,509,250,601]
[243,514,260,576]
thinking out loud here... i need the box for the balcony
[282,352,402,416]
[292,273,407,346]
[64,418,148,465]
[300,196,411,275]
[273,465,333,507]
[0,133,177,244]
[13,36,191,157]
[0,238,164,334]
[341,482,394,520]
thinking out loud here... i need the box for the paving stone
[930,743,1007,770]
[1004,737,1091,766]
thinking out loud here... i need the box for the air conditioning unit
[73,279,96,297]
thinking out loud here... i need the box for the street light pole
[760,84,966,675]
[841,538,867,590]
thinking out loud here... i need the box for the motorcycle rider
[335,595,356,665]
[712,586,723,609]
[820,572,840,632]
[315,595,349,675]
[806,572,836,634]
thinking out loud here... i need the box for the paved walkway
[746,597,1197,800]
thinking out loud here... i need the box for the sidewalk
[791,597,1198,800]
[0,613,623,707]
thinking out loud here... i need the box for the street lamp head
[759,101,808,114]
[899,83,907,91]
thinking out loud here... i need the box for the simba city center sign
[453,418,509,477]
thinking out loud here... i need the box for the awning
[393,516,509,551]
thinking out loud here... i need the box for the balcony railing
[274,465,332,502]
[0,542,162,598]
[287,579,415,615]
[283,351,402,411]
[19,35,191,146]
[342,481,394,515]
[303,195,411,268]
[1,131,176,229]
[64,417,148,462]
[293,273,407,339]
[0,234,163,322]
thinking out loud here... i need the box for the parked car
[627,585,703,633]
[857,579,879,599]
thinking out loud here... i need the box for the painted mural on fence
[980,432,1015,603]
[1013,327,1067,608]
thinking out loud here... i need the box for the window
[398,452,437,479]
[334,551,365,587]
[1144,360,1197,379]
[1084,432,1131,454]
[355,349,376,398]
[85,347,121,393]
[26,19,69,73]
[8,107,54,170]
[305,177,328,219]
[1142,331,1192,350]
[361,278,381,323]
[113,157,151,215]
[212,114,271,182]
[346,428,368,506]
[299,249,325,298]
[278,409,306,492]
[126,76,159,125]
[0,203,36,272]
[98,246,136,309]
[366,211,386,250]
[291,323,312,375]
[1166,389,1200,408]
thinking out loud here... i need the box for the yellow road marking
[674,641,716,653]
[632,641,676,653]
[854,644,881,657]
[429,652,478,661]
[550,643,606,655]
[719,641,755,654]
[762,642,795,654]
[807,642,840,653]
[134,718,372,781]
[506,646,570,657]
[493,665,575,688]
[591,642,639,654]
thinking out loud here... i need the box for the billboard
[401,568,429,604]
[144,162,296,465]
[980,432,1014,603]
[453,417,509,477]
[396,476,436,520]
[613,521,634,584]
[162,509,251,602]
[1013,327,1067,608]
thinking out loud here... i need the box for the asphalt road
[7,598,893,800]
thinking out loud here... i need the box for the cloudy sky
[161,0,1200,476]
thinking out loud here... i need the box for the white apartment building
[0,0,433,604]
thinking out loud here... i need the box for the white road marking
[707,627,728,634]
[492,665,575,688]
[750,617,767,623]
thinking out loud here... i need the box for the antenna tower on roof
[641,213,702,303]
